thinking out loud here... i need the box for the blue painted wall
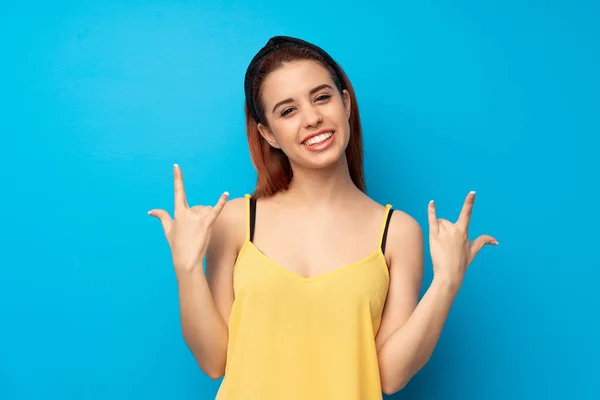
[1,1,598,398]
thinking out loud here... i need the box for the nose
[302,105,323,128]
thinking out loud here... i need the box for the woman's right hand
[148,164,229,273]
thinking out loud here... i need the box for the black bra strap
[249,197,257,242]
[380,208,394,254]
[251,197,392,253]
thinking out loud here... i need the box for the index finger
[456,191,476,231]
[174,164,188,210]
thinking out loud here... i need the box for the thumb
[148,209,173,235]
[469,235,498,263]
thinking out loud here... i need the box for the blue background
[1,0,598,399]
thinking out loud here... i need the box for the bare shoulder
[215,196,246,227]
[386,208,424,272]
[361,195,422,239]
[211,196,247,253]
[360,193,423,266]
[388,209,422,242]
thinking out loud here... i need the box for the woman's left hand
[428,191,498,289]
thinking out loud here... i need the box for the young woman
[149,36,497,399]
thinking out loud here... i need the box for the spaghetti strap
[378,204,394,254]
[244,194,251,242]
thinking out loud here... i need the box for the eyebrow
[271,84,334,114]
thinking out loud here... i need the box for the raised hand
[427,191,497,288]
[148,164,229,273]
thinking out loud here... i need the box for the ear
[257,123,281,149]
[342,89,351,119]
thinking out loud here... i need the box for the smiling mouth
[302,131,334,146]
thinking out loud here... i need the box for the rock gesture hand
[148,164,229,273]
[428,191,498,288]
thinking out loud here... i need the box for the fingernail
[224,191,229,196]
[174,163,179,168]
[469,190,476,195]
[493,240,499,245]
[147,210,153,215]
[429,200,434,205]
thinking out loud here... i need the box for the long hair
[245,46,365,198]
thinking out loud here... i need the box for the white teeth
[304,131,333,146]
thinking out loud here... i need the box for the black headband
[244,35,346,123]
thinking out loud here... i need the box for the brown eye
[316,94,331,102]
[281,108,294,116]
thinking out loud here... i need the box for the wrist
[432,273,463,295]
[174,262,205,280]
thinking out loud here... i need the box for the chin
[307,153,346,171]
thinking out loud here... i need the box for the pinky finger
[428,200,438,234]
[206,192,229,224]
[469,234,499,264]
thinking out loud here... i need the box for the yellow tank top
[215,195,392,400]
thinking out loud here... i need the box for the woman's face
[257,60,351,171]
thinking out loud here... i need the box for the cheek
[328,100,350,123]
[270,120,301,147]
[331,107,351,133]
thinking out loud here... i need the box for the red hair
[245,46,365,198]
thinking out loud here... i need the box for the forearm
[176,266,228,379]
[378,277,460,394]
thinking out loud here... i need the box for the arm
[376,194,497,394]
[377,274,459,393]
[176,268,229,379]
[149,166,244,380]
[375,211,429,394]
[177,198,243,379]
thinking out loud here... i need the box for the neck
[285,155,360,206]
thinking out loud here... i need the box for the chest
[252,210,384,280]
[233,242,390,329]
